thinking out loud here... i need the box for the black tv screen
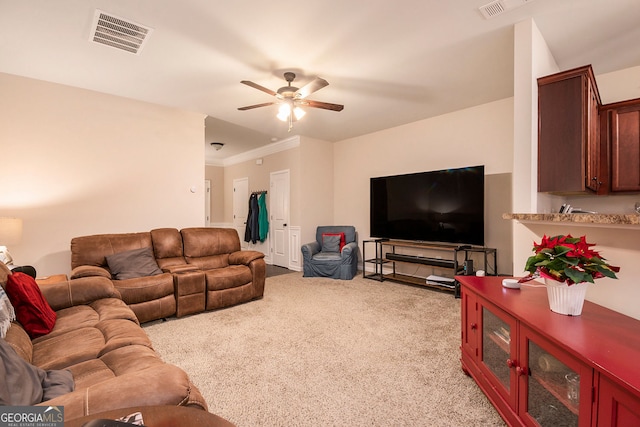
[370,165,484,246]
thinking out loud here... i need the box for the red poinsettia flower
[521,234,619,285]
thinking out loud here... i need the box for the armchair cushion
[322,232,346,251]
[321,234,341,253]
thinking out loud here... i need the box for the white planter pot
[544,278,589,316]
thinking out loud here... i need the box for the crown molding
[217,135,301,167]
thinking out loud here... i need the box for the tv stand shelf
[363,239,497,296]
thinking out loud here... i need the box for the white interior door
[270,170,290,267]
[233,177,249,248]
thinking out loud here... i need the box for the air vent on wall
[90,10,153,54]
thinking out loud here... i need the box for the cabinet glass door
[525,340,580,426]
[482,307,511,389]
[480,304,517,408]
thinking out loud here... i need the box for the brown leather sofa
[0,263,207,421]
[70,227,266,323]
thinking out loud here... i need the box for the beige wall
[205,165,224,223]
[0,73,206,276]
[223,144,300,225]
[298,136,334,245]
[513,20,640,320]
[334,98,515,275]
[220,136,333,247]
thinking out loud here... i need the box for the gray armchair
[301,226,358,280]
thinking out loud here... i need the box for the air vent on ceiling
[90,10,153,54]
[479,0,537,19]
[479,0,506,19]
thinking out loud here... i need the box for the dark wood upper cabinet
[602,99,640,192]
[537,65,603,194]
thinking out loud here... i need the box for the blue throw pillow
[322,235,341,253]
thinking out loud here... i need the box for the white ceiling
[2,0,639,163]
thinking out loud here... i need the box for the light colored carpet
[143,272,505,427]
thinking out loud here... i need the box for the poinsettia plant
[520,234,620,285]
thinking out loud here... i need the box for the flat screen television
[370,165,484,246]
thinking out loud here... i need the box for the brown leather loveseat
[70,227,266,323]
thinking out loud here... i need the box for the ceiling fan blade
[296,77,329,99]
[238,102,276,111]
[303,99,344,112]
[240,80,277,97]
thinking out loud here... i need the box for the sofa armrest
[70,265,111,280]
[40,276,122,311]
[40,364,208,420]
[163,264,200,274]
[301,241,320,261]
[228,250,265,266]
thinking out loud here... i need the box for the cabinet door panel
[479,302,518,409]
[461,289,478,359]
[520,327,592,427]
[597,374,640,427]
[538,77,585,193]
[611,105,640,192]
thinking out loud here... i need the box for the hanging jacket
[244,193,260,244]
[258,192,269,242]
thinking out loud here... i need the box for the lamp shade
[0,217,23,245]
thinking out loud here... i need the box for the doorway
[270,169,290,268]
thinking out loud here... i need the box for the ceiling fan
[238,72,344,130]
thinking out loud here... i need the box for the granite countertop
[503,213,640,226]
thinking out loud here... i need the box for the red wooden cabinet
[597,374,640,426]
[459,276,640,427]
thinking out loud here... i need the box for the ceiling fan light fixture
[277,103,291,122]
[239,71,343,131]
[293,107,306,120]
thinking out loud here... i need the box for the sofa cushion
[112,273,175,305]
[151,228,188,271]
[182,227,241,258]
[70,232,154,270]
[106,247,163,280]
[33,327,107,370]
[0,338,74,406]
[204,265,253,291]
[5,272,56,339]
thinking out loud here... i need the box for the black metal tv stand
[362,239,497,296]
